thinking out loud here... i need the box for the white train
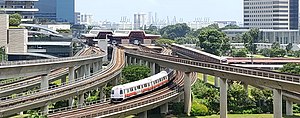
[111,71,170,103]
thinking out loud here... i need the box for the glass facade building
[35,0,74,24]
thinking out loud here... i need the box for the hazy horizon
[75,0,244,22]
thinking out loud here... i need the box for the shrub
[191,101,209,116]
[9,13,22,26]
[170,102,184,115]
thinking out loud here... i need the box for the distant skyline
[75,0,244,22]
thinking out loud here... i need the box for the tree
[280,63,300,75]
[232,49,247,57]
[159,23,191,39]
[122,65,151,83]
[286,43,293,53]
[155,38,176,45]
[175,36,198,44]
[220,24,239,31]
[198,29,231,56]
[145,25,159,35]
[9,13,22,26]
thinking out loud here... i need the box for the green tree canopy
[197,29,230,56]
[160,23,191,39]
[175,36,198,44]
[9,13,22,26]
[242,29,259,55]
[286,43,293,52]
[280,63,300,75]
[122,65,151,83]
[155,38,176,45]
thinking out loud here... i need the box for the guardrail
[126,50,300,84]
[0,54,103,67]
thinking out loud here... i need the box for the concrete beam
[138,111,147,118]
[184,72,191,116]
[160,103,168,114]
[98,60,103,70]
[220,78,228,118]
[214,76,220,88]
[286,100,293,116]
[273,89,282,118]
[41,74,49,90]
[203,74,208,83]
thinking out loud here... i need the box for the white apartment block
[244,0,298,30]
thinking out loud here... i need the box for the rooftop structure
[0,0,39,21]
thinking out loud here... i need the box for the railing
[126,50,300,84]
[82,89,181,118]
[0,53,104,67]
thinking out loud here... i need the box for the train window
[111,90,114,94]
[130,88,133,91]
[134,87,137,90]
[126,89,129,93]
[120,90,123,94]
[148,83,150,86]
[137,86,140,89]
[144,84,147,87]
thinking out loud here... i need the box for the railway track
[48,70,185,118]
[48,47,197,118]
[0,47,101,99]
[0,48,124,117]
[0,47,100,97]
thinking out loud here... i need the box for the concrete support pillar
[139,59,143,66]
[69,97,74,107]
[99,85,106,101]
[98,60,103,70]
[160,103,168,114]
[138,111,147,118]
[203,74,208,83]
[133,58,137,65]
[41,74,49,90]
[286,100,293,116]
[151,63,156,75]
[78,94,84,107]
[129,56,132,65]
[81,65,86,78]
[184,72,192,116]
[112,78,118,86]
[41,103,49,115]
[273,89,282,118]
[145,61,149,67]
[19,111,23,115]
[214,76,220,87]
[69,67,75,83]
[220,78,228,118]
[86,64,91,77]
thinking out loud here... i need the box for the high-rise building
[74,12,81,24]
[244,0,299,30]
[80,14,93,25]
[134,13,146,30]
[0,0,39,21]
[35,0,75,24]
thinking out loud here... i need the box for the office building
[0,0,39,21]
[80,14,93,25]
[35,0,75,24]
[244,0,299,30]
[134,13,146,30]
[75,12,81,24]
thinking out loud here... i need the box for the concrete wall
[8,29,28,53]
[98,38,108,61]
[144,39,152,44]
[0,14,9,52]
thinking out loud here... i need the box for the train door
[136,85,142,94]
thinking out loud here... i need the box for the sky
[75,0,243,22]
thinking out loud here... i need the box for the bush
[9,13,22,26]
[191,101,209,116]
[122,65,151,83]
[170,102,184,115]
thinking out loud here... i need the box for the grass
[9,26,24,29]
